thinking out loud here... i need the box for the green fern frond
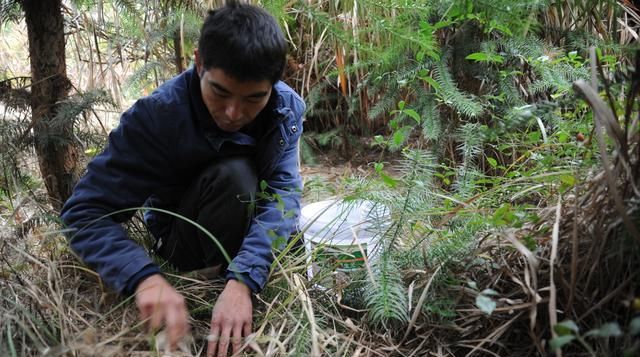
[52,89,114,128]
[312,129,343,149]
[529,61,589,95]
[424,217,483,265]
[302,175,336,202]
[299,137,317,166]
[432,61,484,118]
[387,149,439,234]
[124,61,162,95]
[43,89,114,148]
[0,76,31,112]
[397,149,437,180]
[497,76,526,108]
[366,252,408,329]
[113,0,139,16]
[367,91,396,122]
[453,165,482,199]
[0,112,29,155]
[117,8,146,41]
[500,36,545,60]
[0,0,21,23]
[164,8,202,39]
[262,0,293,27]
[455,122,485,167]
[393,247,423,271]
[304,81,329,118]
[415,91,442,141]
[290,318,312,356]
[498,105,537,132]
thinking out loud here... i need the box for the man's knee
[198,155,258,204]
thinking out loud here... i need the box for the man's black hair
[197,1,287,84]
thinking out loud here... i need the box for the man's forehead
[204,68,271,96]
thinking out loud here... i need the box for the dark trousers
[156,156,257,271]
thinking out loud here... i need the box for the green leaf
[84,147,99,157]
[260,180,268,192]
[404,109,421,124]
[393,130,406,146]
[389,117,400,130]
[379,172,398,188]
[630,317,640,336]
[487,157,498,168]
[397,100,406,110]
[481,288,499,296]
[432,20,452,30]
[487,21,512,36]
[527,131,541,143]
[466,52,489,61]
[466,52,504,64]
[426,50,440,61]
[467,281,478,290]
[586,322,622,338]
[420,75,440,90]
[374,162,384,172]
[557,131,569,143]
[475,294,496,315]
[272,235,287,249]
[549,335,575,351]
[560,175,576,187]
[554,320,579,336]
[492,204,516,226]
[275,195,285,212]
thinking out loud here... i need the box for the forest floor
[1,128,638,357]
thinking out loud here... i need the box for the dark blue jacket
[60,67,305,294]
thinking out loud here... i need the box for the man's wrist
[126,265,162,295]
[225,278,251,294]
[225,270,259,293]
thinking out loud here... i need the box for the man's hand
[207,279,252,357]
[135,274,190,351]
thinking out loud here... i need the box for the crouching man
[60,2,304,356]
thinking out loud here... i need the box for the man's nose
[225,100,242,121]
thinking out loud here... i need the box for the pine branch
[366,252,408,329]
[432,61,484,118]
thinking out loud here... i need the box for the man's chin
[215,122,242,132]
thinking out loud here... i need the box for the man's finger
[207,324,220,357]
[231,326,243,355]
[149,302,164,330]
[243,322,251,339]
[217,326,232,357]
[138,302,152,325]
[165,303,186,350]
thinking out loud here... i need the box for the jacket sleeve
[60,98,173,295]
[226,98,305,292]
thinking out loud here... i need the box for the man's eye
[246,97,263,104]
[213,91,229,98]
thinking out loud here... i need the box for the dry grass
[2,139,638,357]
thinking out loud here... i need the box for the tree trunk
[173,30,185,74]
[22,0,79,210]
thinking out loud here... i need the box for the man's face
[197,64,272,133]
